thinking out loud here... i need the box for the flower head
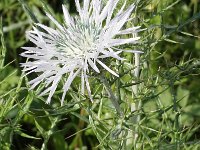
[21,0,141,105]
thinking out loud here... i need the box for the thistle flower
[21,0,141,105]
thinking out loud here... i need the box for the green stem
[41,117,59,150]
[18,0,39,23]
[0,17,6,68]
[127,53,141,148]
[170,81,180,149]
[100,74,123,117]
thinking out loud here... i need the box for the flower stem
[41,117,59,150]
[127,53,141,148]
[100,74,123,117]
[132,53,141,147]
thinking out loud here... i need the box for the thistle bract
[21,0,141,104]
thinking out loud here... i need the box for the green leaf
[164,39,183,44]
[0,127,13,146]
[70,112,89,124]
[178,12,200,30]
[184,104,200,117]
[34,119,45,137]
[15,130,41,140]
[50,133,68,150]
[180,113,194,126]
[159,88,172,107]
[18,0,39,23]
[177,86,189,107]
[143,99,157,113]
[180,31,200,38]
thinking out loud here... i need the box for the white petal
[112,47,143,54]
[84,69,93,101]
[63,69,81,92]
[46,75,62,104]
[121,50,143,54]
[106,0,119,25]
[92,0,101,24]
[22,65,37,72]
[117,26,141,35]
[26,32,38,45]
[98,49,123,60]
[116,0,127,16]
[61,71,73,105]
[45,75,60,88]
[81,70,85,94]
[32,27,43,42]
[75,0,82,18]
[61,68,81,105]
[104,4,135,38]
[29,71,54,85]
[83,0,90,12]
[62,5,73,26]
[46,13,64,31]
[99,0,114,23]
[83,0,90,15]
[30,81,41,90]
[87,58,100,73]
[109,37,140,46]
[36,23,58,35]
[24,68,38,77]
[96,59,119,77]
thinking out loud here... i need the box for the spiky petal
[21,0,141,105]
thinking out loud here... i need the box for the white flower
[21,0,141,105]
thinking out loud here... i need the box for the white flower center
[56,19,101,61]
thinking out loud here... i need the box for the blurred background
[0,0,200,149]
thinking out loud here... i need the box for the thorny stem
[100,74,123,117]
[127,53,141,148]
[41,117,59,150]
[132,53,141,148]
[170,80,180,149]
[74,108,86,148]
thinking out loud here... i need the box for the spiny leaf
[34,119,45,137]
[18,0,39,23]
[15,130,41,140]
